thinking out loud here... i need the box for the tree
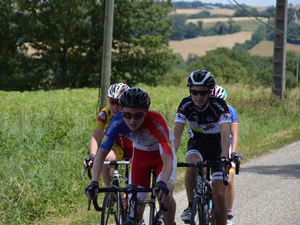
[188,48,273,86]
[12,0,104,89]
[113,0,175,85]
[170,14,203,40]
[0,1,21,90]
[287,23,300,44]
[2,0,175,90]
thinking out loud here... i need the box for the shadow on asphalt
[240,164,300,179]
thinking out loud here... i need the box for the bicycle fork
[205,184,215,224]
[195,174,215,224]
[194,174,205,204]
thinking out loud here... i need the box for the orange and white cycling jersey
[96,105,113,130]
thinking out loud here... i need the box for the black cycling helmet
[119,87,151,110]
[187,70,215,89]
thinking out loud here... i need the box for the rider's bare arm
[173,122,185,154]
[89,127,104,156]
[220,122,231,158]
[91,147,110,182]
[230,123,239,152]
[159,152,174,184]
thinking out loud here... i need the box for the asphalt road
[173,141,300,225]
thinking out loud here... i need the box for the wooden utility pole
[100,0,114,108]
[296,56,299,86]
[272,0,288,99]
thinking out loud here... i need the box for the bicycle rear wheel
[190,197,205,225]
[100,192,125,225]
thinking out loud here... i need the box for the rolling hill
[169,31,253,60]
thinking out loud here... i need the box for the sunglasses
[190,89,210,96]
[108,98,119,105]
[122,112,145,120]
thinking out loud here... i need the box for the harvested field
[255,7,268,12]
[174,8,235,16]
[249,40,300,57]
[169,31,253,60]
[186,16,268,24]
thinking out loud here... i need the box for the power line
[227,0,300,40]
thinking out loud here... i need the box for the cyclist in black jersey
[173,70,232,225]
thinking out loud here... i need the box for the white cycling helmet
[107,83,130,99]
[187,70,215,89]
[211,85,227,100]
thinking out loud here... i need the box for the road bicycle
[90,168,165,225]
[177,159,233,225]
[87,160,130,225]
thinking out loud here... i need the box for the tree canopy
[1,0,175,91]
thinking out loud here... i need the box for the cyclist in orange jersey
[84,83,133,186]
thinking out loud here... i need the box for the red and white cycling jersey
[100,110,177,188]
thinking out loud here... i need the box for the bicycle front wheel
[153,211,164,225]
[100,192,125,225]
[190,197,205,225]
[207,208,216,225]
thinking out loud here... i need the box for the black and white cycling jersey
[174,96,231,136]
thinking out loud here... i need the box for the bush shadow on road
[240,164,300,179]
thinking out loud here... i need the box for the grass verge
[1,84,300,224]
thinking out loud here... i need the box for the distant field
[255,6,268,12]
[234,19,265,31]
[169,31,252,60]
[249,40,300,57]
[174,8,235,16]
[186,16,269,24]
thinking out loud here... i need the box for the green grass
[1,84,300,225]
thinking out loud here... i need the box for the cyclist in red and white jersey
[86,87,177,225]
[174,70,232,225]
[211,85,239,225]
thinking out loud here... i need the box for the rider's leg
[136,202,146,223]
[158,182,176,225]
[185,153,202,203]
[181,151,202,221]
[212,180,227,225]
[226,167,235,220]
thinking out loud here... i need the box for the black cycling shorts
[187,133,222,175]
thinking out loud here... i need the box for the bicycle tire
[207,209,216,225]
[116,192,126,224]
[100,192,125,225]
[100,192,115,225]
[153,212,164,225]
[190,197,205,225]
[205,198,216,225]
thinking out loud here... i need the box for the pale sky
[172,0,300,7]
